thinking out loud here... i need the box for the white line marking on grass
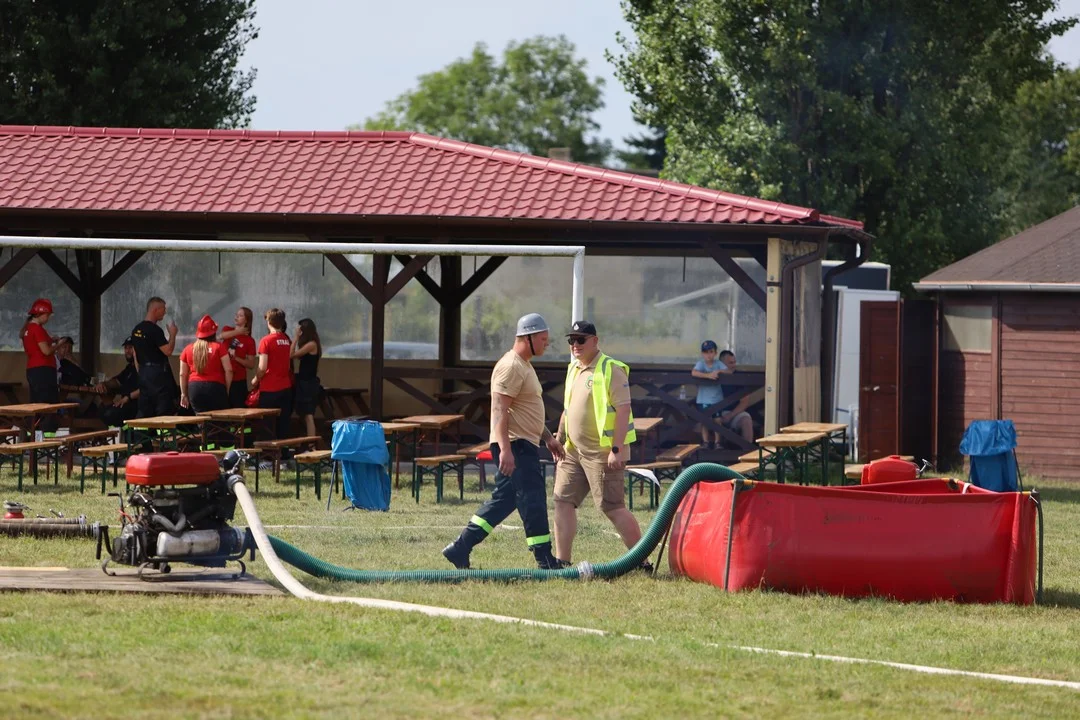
[259,524,521,531]
[723,645,1080,691]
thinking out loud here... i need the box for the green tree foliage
[363,36,611,164]
[616,122,666,173]
[0,0,258,127]
[997,67,1080,235]
[614,0,1075,290]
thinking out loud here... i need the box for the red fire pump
[96,451,254,578]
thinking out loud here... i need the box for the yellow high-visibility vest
[564,352,636,449]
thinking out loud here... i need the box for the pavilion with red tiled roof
[0,125,869,444]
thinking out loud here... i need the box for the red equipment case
[125,452,220,487]
[861,455,917,485]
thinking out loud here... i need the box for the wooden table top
[781,422,848,434]
[125,415,209,429]
[197,408,281,421]
[399,414,465,429]
[381,422,422,433]
[756,431,828,448]
[634,417,664,433]
[0,402,79,416]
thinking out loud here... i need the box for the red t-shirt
[180,342,230,385]
[258,332,293,392]
[226,334,257,381]
[22,322,53,369]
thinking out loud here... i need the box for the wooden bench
[79,443,133,494]
[727,461,760,478]
[413,454,466,504]
[0,441,63,491]
[844,464,864,484]
[657,443,701,462]
[461,441,493,489]
[58,429,118,478]
[252,435,322,491]
[625,460,683,510]
[293,450,335,500]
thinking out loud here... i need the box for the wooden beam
[703,242,767,309]
[369,255,391,419]
[439,256,462,390]
[394,254,445,304]
[385,254,433,301]
[0,248,39,289]
[100,251,145,292]
[76,249,102,375]
[37,249,82,296]
[325,253,375,303]
[459,256,507,301]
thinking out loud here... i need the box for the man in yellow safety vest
[553,321,651,571]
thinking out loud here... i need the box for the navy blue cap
[566,320,597,337]
[701,340,718,352]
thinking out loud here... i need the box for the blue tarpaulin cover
[331,419,391,510]
[959,420,1019,492]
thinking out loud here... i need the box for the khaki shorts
[553,446,625,512]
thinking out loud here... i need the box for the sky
[243,0,1080,151]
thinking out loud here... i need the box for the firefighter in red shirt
[21,298,60,404]
[179,315,233,413]
[220,306,257,408]
[251,308,294,438]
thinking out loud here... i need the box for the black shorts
[259,387,294,438]
[229,381,250,409]
[188,381,229,413]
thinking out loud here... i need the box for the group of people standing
[20,296,323,439]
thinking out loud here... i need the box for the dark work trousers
[26,366,59,432]
[137,363,176,418]
[188,381,228,414]
[228,381,249,409]
[455,440,551,551]
[99,400,138,429]
[259,387,294,438]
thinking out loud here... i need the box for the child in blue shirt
[691,340,732,449]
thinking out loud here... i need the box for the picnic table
[755,431,829,485]
[398,414,464,456]
[197,407,280,449]
[320,387,369,419]
[632,417,664,463]
[0,402,79,475]
[124,415,208,451]
[380,421,421,487]
[0,381,22,404]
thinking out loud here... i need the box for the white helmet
[515,313,549,336]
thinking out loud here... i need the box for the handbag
[245,388,261,408]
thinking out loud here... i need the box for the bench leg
[17,453,24,492]
[295,462,301,500]
[457,462,464,500]
[435,466,443,504]
[315,463,322,501]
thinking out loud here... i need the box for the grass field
[1,463,1078,719]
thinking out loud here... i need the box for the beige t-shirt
[489,350,545,446]
[565,353,631,456]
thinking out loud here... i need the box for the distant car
[323,341,439,360]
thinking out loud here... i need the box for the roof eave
[913,281,1080,293]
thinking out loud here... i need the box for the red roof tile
[0,125,863,229]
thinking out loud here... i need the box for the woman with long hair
[252,308,294,438]
[179,315,232,413]
[291,318,322,437]
[220,306,257,408]
[21,298,60,405]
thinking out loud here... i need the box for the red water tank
[126,452,220,487]
[861,455,917,485]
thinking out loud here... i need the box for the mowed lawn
[1,464,1078,719]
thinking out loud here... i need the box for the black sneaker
[442,542,471,570]
[637,560,655,575]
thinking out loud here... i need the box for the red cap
[195,314,218,339]
[29,298,53,316]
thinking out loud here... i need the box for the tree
[0,0,258,127]
[363,35,611,164]
[997,67,1080,236]
[616,122,666,173]
[614,0,1075,291]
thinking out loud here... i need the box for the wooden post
[439,256,462,395]
[764,238,782,435]
[370,255,391,420]
[75,250,102,375]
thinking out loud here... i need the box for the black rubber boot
[531,543,565,570]
[442,541,471,570]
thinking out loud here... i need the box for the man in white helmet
[443,312,566,570]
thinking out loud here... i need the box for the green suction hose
[266,462,746,584]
